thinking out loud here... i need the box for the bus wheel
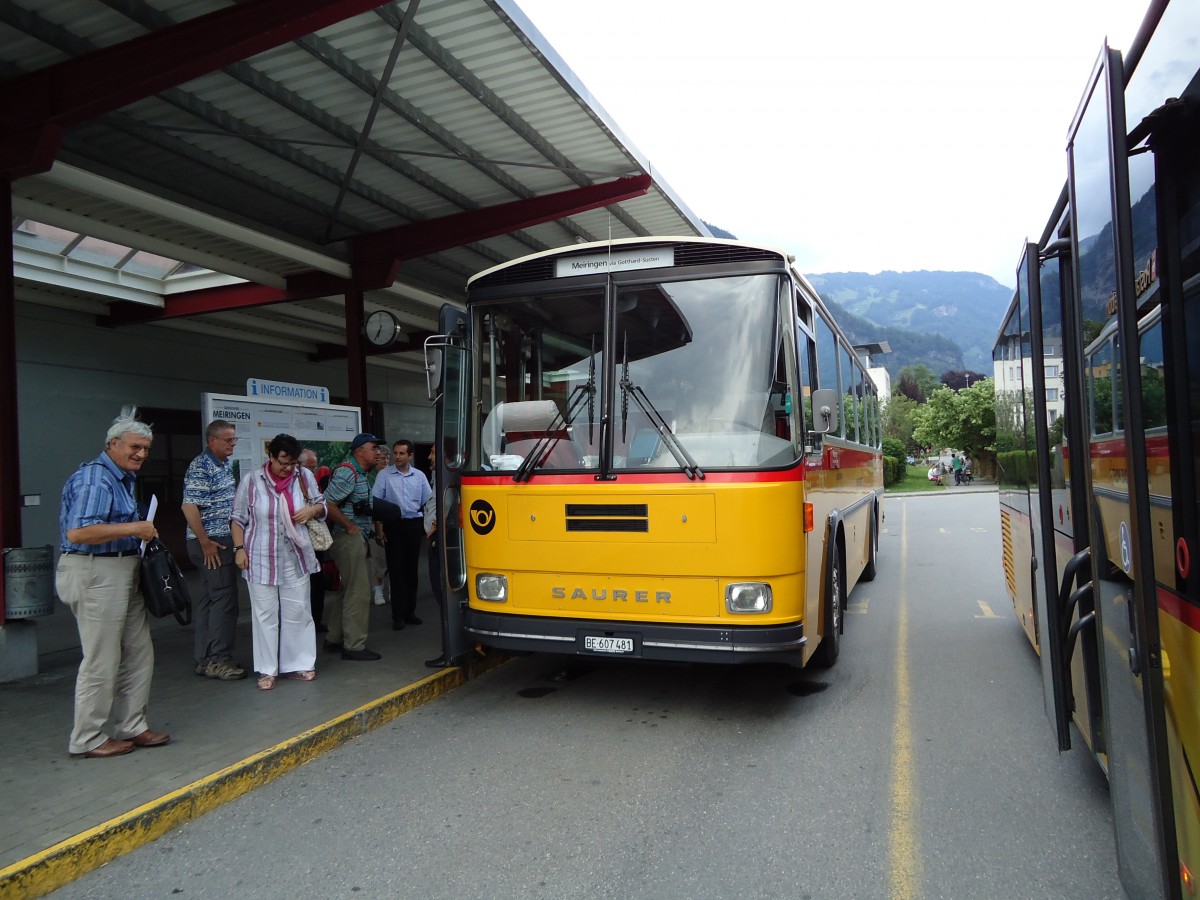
[812,548,843,668]
[860,509,878,583]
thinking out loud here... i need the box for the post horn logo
[469,499,496,535]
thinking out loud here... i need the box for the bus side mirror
[810,388,839,434]
[424,340,443,402]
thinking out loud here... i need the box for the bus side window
[815,314,839,418]
[797,330,815,437]
[1089,338,1116,436]
[841,344,859,442]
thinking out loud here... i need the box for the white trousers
[246,579,316,676]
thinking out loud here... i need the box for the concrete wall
[14,301,433,551]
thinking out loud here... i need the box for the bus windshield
[476,272,794,474]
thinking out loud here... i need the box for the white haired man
[56,406,171,757]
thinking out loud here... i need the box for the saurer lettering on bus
[551,587,671,603]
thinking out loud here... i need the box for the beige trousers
[326,531,370,651]
[56,554,154,754]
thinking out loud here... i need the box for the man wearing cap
[321,433,384,660]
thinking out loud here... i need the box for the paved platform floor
[0,571,448,872]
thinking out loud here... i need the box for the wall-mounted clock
[364,309,401,348]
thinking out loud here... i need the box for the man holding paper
[56,406,170,758]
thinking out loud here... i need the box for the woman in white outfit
[230,433,327,690]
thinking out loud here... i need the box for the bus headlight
[476,573,508,602]
[726,582,772,614]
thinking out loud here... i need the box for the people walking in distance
[372,439,432,633]
[298,447,327,632]
[181,419,246,681]
[57,406,170,757]
[322,433,384,661]
[951,453,964,486]
[230,434,326,691]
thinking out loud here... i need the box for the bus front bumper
[463,610,806,666]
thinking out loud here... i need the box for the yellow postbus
[426,236,883,668]
[995,2,1200,895]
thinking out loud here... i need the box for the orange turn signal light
[804,502,814,533]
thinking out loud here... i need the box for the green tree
[912,379,997,467]
[883,394,921,455]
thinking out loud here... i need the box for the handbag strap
[298,470,313,504]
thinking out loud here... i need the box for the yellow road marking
[848,597,870,615]
[0,657,507,899]
[889,503,922,898]
[975,600,1002,619]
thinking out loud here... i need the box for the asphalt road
[52,492,1123,900]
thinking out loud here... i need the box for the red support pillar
[344,288,368,420]
[1,184,22,623]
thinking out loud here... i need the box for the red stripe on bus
[1159,586,1200,634]
[1089,434,1169,458]
[461,467,811,487]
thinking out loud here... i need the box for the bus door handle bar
[1065,611,1096,662]
[1057,547,1092,634]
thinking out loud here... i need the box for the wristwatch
[233,545,245,551]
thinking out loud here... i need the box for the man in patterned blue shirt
[181,419,245,681]
[57,406,170,758]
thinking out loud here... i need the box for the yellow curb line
[0,654,507,899]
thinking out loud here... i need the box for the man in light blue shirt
[372,439,431,630]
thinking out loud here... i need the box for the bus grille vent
[474,257,555,286]
[565,503,649,533]
[672,244,782,267]
[1000,510,1016,598]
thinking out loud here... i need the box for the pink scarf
[264,463,304,548]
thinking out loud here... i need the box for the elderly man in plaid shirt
[181,419,246,681]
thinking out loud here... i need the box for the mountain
[819,299,966,378]
[804,270,1012,376]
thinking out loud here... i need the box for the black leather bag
[139,538,193,625]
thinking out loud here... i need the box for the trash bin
[4,546,55,618]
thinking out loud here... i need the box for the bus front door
[431,305,473,666]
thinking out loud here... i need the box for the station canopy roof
[1,0,707,372]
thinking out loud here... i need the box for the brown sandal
[283,670,316,681]
[257,674,276,691]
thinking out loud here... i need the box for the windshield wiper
[620,344,704,481]
[513,340,596,483]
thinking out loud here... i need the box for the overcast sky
[513,1,1151,288]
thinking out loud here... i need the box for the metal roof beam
[102,174,652,325]
[0,0,395,178]
[385,8,647,240]
[352,174,653,288]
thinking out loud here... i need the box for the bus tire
[860,506,878,583]
[812,546,843,668]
